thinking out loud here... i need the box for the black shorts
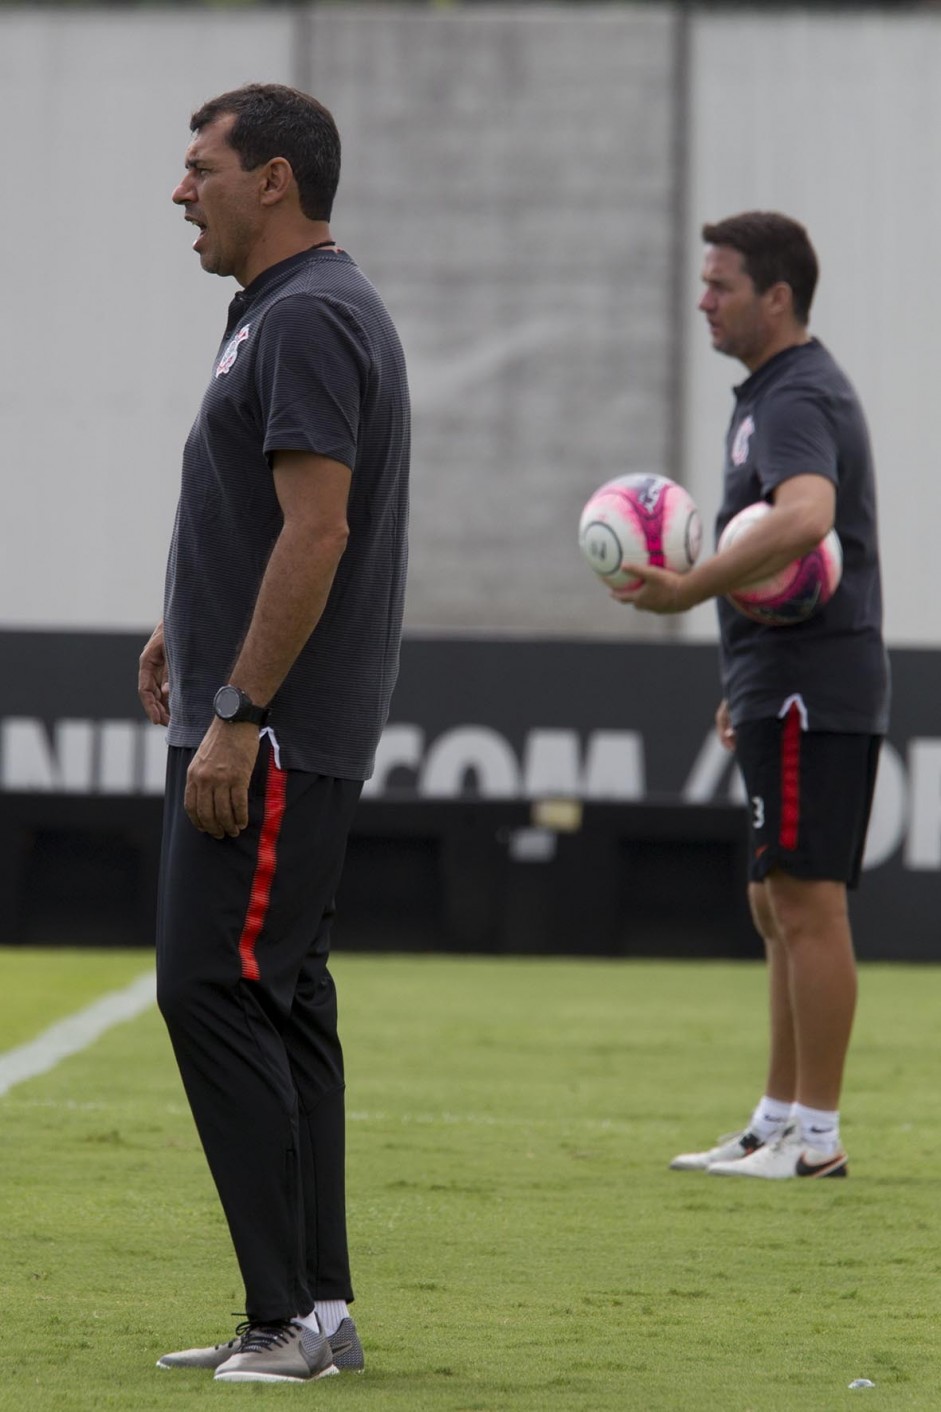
[734,706,882,888]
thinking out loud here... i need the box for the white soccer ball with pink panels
[578,473,703,594]
[718,500,843,626]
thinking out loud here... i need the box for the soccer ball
[718,501,843,625]
[578,474,703,593]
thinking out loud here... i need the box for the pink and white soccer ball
[578,473,703,593]
[718,500,843,626]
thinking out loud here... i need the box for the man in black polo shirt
[622,211,888,1180]
[138,84,409,1379]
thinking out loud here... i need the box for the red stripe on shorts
[779,703,802,851]
[238,754,288,981]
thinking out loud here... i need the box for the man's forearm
[227,521,348,704]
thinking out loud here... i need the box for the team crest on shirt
[731,414,755,466]
[215,324,252,377]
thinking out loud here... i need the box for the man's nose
[171,175,193,205]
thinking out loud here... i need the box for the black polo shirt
[715,339,889,733]
[163,246,410,778]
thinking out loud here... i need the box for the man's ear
[259,156,293,207]
[767,280,794,319]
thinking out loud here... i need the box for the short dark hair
[701,211,819,325]
[191,82,341,222]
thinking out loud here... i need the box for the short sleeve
[752,387,839,498]
[253,294,371,470]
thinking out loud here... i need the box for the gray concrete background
[311,7,678,637]
[682,7,941,647]
[0,4,679,640]
[0,5,933,646]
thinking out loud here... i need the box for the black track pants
[156,739,363,1322]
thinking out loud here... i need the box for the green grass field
[2,947,941,1411]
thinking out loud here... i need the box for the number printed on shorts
[751,794,765,831]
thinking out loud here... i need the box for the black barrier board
[0,630,936,959]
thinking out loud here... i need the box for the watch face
[214,685,242,720]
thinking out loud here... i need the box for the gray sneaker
[156,1322,248,1370]
[158,1317,362,1373]
[214,1320,337,1383]
[330,1316,365,1372]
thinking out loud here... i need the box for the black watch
[212,684,269,726]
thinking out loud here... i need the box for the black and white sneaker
[709,1124,848,1179]
[669,1128,765,1171]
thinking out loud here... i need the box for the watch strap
[213,685,270,726]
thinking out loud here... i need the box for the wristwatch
[212,684,269,726]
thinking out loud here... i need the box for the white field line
[0,970,156,1097]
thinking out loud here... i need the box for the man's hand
[185,719,260,838]
[139,623,171,725]
[715,698,736,753]
[613,563,697,614]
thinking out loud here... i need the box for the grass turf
[1,949,940,1410]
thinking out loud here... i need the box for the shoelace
[210,1317,253,1352]
[238,1320,299,1354]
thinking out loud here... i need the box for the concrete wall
[0,8,297,631]
[682,8,941,646]
[311,7,678,636]
[0,5,936,645]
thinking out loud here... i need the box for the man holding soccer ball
[623,211,889,1179]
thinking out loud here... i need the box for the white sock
[300,1300,349,1338]
[748,1094,793,1142]
[792,1102,840,1155]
